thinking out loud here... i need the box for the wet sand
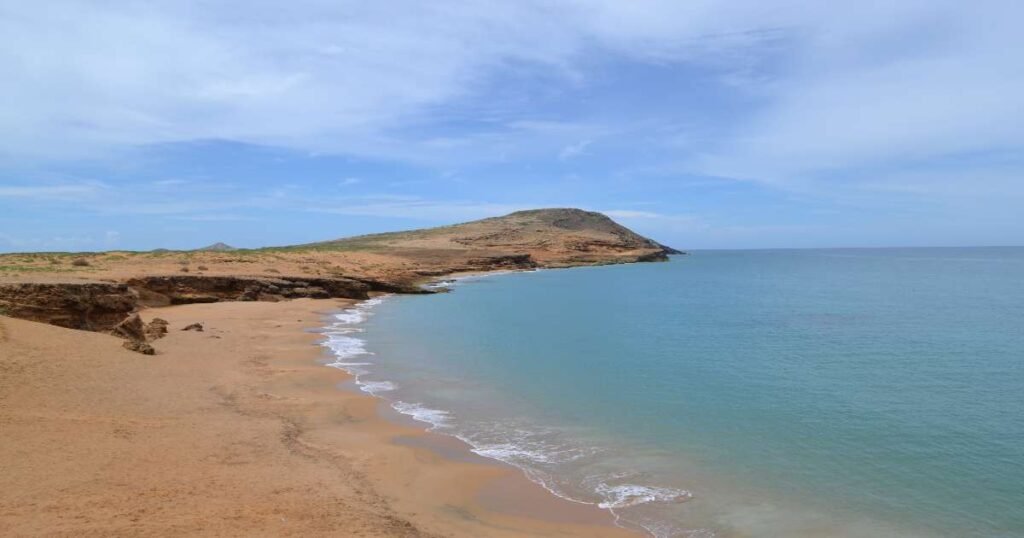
[0,298,638,537]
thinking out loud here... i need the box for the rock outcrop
[122,339,155,355]
[109,313,156,355]
[0,283,137,332]
[111,313,147,342]
[0,275,428,341]
[145,318,169,340]
[126,275,375,306]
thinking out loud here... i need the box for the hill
[0,209,680,336]
[303,208,678,264]
[196,242,236,252]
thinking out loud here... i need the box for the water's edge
[316,271,681,537]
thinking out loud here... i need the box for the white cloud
[689,1,1024,191]
[603,209,698,223]
[603,209,664,219]
[0,1,792,162]
[152,179,190,187]
[0,0,1021,210]
[0,2,564,159]
[559,139,592,160]
[305,198,530,221]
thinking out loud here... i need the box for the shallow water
[322,248,1024,537]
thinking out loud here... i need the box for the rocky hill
[310,208,679,265]
[196,242,236,252]
[0,209,680,346]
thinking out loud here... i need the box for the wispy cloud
[0,183,103,199]
[304,198,530,221]
[559,140,592,160]
[0,1,788,163]
[167,214,257,222]
[5,1,1019,179]
[603,209,698,223]
[689,3,1024,193]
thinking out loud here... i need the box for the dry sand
[0,299,638,537]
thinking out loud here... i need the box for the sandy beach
[0,298,638,537]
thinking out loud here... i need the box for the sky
[1,0,1022,252]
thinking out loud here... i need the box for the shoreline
[319,288,654,534]
[315,288,643,528]
[0,297,638,537]
[325,271,707,538]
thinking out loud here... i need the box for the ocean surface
[322,248,1024,537]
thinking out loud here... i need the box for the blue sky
[1,1,1022,251]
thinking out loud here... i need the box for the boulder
[110,313,146,342]
[123,340,155,355]
[145,318,169,340]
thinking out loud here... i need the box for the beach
[0,297,637,537]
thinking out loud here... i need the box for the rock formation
[0,283,137,332]
[145,318,169,340]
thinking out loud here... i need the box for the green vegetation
[0,265,72,273]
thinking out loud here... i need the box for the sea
[321,247,1024,537]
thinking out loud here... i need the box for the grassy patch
[0,265,72,273]
[264,241,382,253]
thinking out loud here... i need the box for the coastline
[330,271,697,538]
[0,297,638,537]
[317,292,642,534]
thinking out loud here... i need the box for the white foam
[461,427,598,467]
[359,380,397,394]
[471,443,559,464]
[333,310,366,324]
[320,295,401,396]
[392,401,451,428]
[332,296,387,324]
[326,361,372,368]
[323,334,368,358]
[595,483,693,509]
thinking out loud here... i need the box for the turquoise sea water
[323,248,1024,537]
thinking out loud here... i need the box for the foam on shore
[319,282,696,538]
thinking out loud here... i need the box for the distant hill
[196,242,236,252]
[305,208,680,263]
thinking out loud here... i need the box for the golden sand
[0,299,638,537]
